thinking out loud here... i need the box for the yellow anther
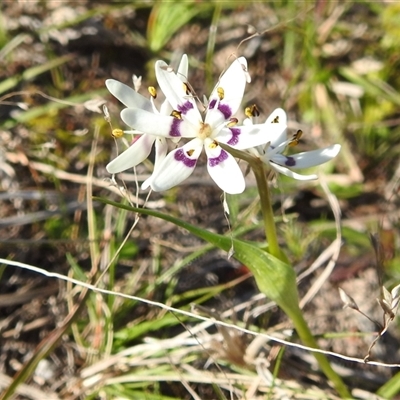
[183,82,191,95]
[244,107,253,118]
[209,140,218,149]
[187,149,195,156]
[288,130,303,147]
[148,86,157,99]
[171,110,182,119]
[227,117,238,127]
[217,87,225,100]
[245,104,260,118]
[111,128,124,138]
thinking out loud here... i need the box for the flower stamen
[288,130,303,147]
[148,86,157,99]
[227,118,238,128]
[111,128,124,138]
[183,82,193,95]
[209,140,219,149]
[171,110,182,119]
[217,87,225,100]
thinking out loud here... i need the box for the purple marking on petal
[208,99,217,109]
[227,127,240,146]
[208,148,228,167]
[208,99,232,119]
[285,156,296,167]
[178,101,194,115]
[174,148,197,168]
[217,103,232,119]
[169,118,183,137]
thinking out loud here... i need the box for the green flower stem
[285,303,352,399]
[218,144,284,261]
[218,144,284,260]
[195,144,350,397]
[250,159,351,398]
[97,194,351,398]
[250,157,284,261]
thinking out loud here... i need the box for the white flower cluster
[106,55,340,194]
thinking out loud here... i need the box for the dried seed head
[339,288,359,310]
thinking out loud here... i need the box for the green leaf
[377,369,400,398]
[147,1,212,53]
[94,197,300,315]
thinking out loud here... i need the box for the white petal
[121,108,196,138]
[177,54,189,82]
[208,57,248,116]
[150,139,203,191]
[141,137,169,190]
[279,144,341,169]
[205,107,226,131]
[141,177,152,190]
[159,98,173,116]
[204,139,245,194]
[106,134,155,174]
[270,162,318,180]
[217,119,286,150]
[155,60,201,122]
[264,108,288,148]
[105,79,152,111]
[154,137,169,166]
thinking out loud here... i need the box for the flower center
[198,122,212,139]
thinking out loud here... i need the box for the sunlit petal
[270,162,318,180]
[272,144,341,169]
[287,144,341,169]
[208,57,248,116]
[121,108,197,138]
[264,108,288,148]
[106,134,155,174]
[141,137,169,190]
[159,98,173,116]
[204,139,245,194]
[205,107,227,131]
[177,54,189,81]
[155,60,201,122]
[217,121,286,150]
[105,79,152,111]
[150,139,203,191]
